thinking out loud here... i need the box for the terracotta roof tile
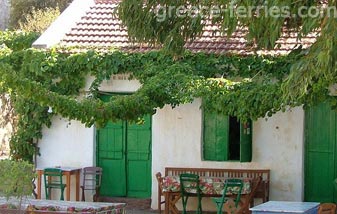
[59,1,317,55]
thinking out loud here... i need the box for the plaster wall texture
[37,79,305,208]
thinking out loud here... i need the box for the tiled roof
[59,0,317,55]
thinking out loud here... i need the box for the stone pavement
[99,197,155,213]
[99,197,215,214]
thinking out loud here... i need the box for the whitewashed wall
[37,78,305,208]
[36,78,142,201]
[151,103,304,211]
[36,118,95,200]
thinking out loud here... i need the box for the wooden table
[250,201,320,214]
[36,167,82,201]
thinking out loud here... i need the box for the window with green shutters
[203,111,252,162]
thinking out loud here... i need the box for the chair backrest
[318,203,337,214]
[179,173,201,196]
[44,168,64,186]
[82,167,103,190]
[156,172,166,213]
[221,178,244,207]
[43,168,64,200]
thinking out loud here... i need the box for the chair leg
[81,188,85,201]
[60,188,64,201]
[181,196,188,214]
[46,187,51,200]
[197,196,202,214]
[94,187,100,202]
[158,196,162,214]
[216,202,223,214]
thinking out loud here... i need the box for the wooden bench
[156,167,270,214]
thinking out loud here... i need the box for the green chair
[179,173,202,214]
[43,168,66,200]
[212,178,243,214]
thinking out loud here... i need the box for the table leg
[75,169,80,201]
[65,171,71,201]
[37,170,42,199]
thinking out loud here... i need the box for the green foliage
[116,0,336,108]
[0,31,335,162]
[0,159,36,199]
[9,0,71,29]
[18,7,61,33]
[116,0,323,54]
[0,31,40,51]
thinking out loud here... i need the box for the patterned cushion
[162,176,251,195]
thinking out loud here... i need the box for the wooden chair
[43,168,66,200]
[318,203,337,214]
[156,172,165,214]
[180,173,202,214]
[81,166,102,202]
[212,178,244,214]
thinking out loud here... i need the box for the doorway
[96,94,152,198]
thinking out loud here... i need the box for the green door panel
[305,102,337,203]
[203,112,229,161]
[306,152,334,202]
[97,121,126,197]
[127,160,151,197]
[126,116,152,197]
[99,158,126,196]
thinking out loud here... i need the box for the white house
[33,0,336,211]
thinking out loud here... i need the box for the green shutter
[203,111,229,161]
[240,120,252,162]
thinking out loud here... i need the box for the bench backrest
[165,167,270,181]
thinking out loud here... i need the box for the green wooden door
[97,95,152,198]
[305,102,337,202]
[97,121,126,197]
[127,117,152,197]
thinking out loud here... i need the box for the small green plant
[0,159,36,199]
